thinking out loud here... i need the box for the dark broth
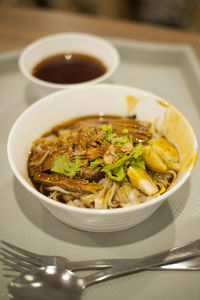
[32,53,107,84]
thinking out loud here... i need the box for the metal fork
[1,240,200,273]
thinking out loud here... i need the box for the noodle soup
[28,115,180,209]
[8,84,197,231]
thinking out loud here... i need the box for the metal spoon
[8,266,83,300]
[7,239,200,300]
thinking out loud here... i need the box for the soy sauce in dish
[32,53,107,84]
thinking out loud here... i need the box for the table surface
[1,4,200,58]
[1,5,200,300]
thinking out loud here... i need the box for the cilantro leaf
[103,155,130,170]
[64,158,83,178]
[133,143,143,159]
[90,158,103,168]
[51,155,67,175]
[147,141,153,146]
[103,133,117,143]
[122,128,128,134]
[51,154,83,178]
[102,148,146,181]
[130,157,146,169]
[101,124,131,145]
[102,155,130,182]
[129,135,133,145]
[129,143,146,169]
[114,135,129,145]
[117,152,123,159]
[104,165,125,181]
[101,124,113,134]
[101,124,117,143]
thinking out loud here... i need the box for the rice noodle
[94,178,112,209]
[45,185,81,196]
[115,184,141,206]
[49,191,61,201]
[67,199,85,208]
[62,194,75,202]
[165,169,177,186]
[167,169,177,180]
[107,182,119,208]
[80,194,95,208]
[156,179,167,189]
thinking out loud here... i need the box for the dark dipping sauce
[32,53,107,84]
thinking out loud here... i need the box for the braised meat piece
[33,173,102,193]
[78,166,104,182]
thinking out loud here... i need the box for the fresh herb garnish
[147,141,153,146]
[102,124,132,145]
[102,155,130,181]
[133,143,143,158]
[90,158,103,168]
[101,124,112,133]
[130,143,145,169]
[122,128,129,134]
[129,135,133,145]
[101,124,117,143]
[51,154,83,178]
[102,143,146,181]
[130,157,146,169]
[114,135,129,145]
[117,152,123,159]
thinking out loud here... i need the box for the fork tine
[0,247,41,266]
[2,266,20,277]
[1,256,32,270]
[0,257,27,273]
[1,240,42,260]
[0,250,39,269]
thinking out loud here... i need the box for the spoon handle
[70,259,132,270]
[70,257,200,271]
[83,239,200,286]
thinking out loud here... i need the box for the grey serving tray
[0,38,200,300]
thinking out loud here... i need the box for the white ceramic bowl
[7,84,198,232]
[19,33,119,96]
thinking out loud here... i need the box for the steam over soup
[28,115,180,209]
